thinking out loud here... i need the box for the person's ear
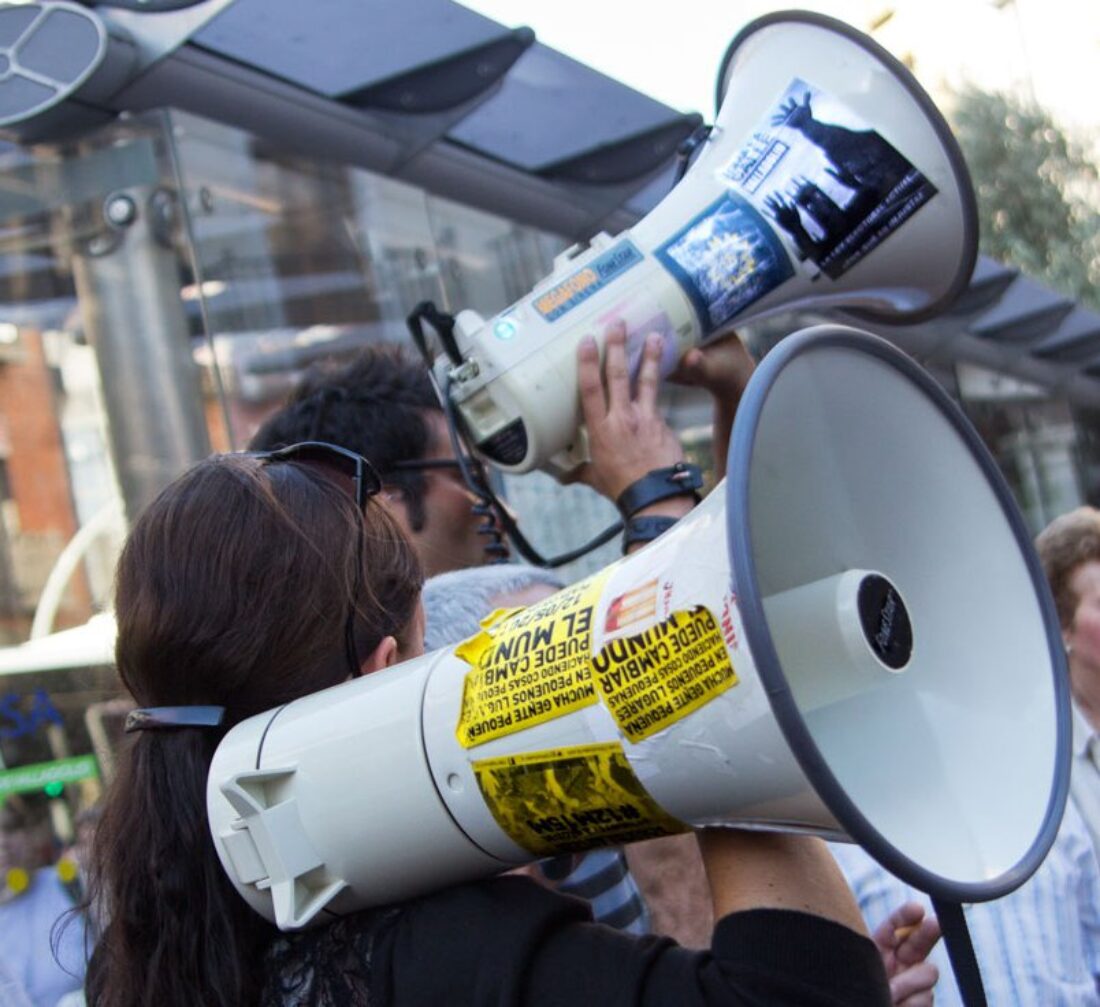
[356,635,399,678]
[379,491,416,537]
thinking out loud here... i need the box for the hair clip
[124,706,226,733]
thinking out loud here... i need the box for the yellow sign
[592,606,737,742]
[455,570,608,748]
[473,742,686,856]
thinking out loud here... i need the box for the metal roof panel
[447,42,689,171]
[969,275,1075,342]
[192,0,508,97]
[1030,307,1100,362]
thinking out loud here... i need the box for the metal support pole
[69,184,210,520]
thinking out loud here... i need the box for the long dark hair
[86,453,422,1007]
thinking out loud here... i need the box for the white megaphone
[407,10,978,477]
[207,326,1069,931]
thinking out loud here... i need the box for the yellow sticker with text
[591,606,737,742]
[473,742,686,856]
[455,569,609,748]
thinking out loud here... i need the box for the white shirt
[1072,703,1100,862]
[832,800,1100,1006]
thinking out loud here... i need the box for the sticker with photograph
[723,78,938,279]
[655,193,794,334]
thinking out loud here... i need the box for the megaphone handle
[930,897,988,1007]
[434,370,624,568]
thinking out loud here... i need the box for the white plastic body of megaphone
[427,10,978,476]
[208,326,1067,931]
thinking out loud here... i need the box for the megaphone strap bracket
[616,463,703,519]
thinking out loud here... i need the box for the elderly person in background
[0,799,87,1006]
[1037,506,1100,853]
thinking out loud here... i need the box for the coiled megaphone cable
[435,369,623,568]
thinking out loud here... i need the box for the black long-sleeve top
[261,875,891,1006]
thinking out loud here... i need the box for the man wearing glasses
[250,343,501,576]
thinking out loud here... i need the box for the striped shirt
[539,849,650,934]
[831,801,1100,1006]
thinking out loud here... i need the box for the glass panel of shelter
[167,110,684,581]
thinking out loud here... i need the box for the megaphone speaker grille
[728,324,1070,902]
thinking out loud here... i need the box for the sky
[460,0,1099,142]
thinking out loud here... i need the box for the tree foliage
[948,86,1100,310]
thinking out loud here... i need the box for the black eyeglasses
[251,441,382,680]
[388,456,489,484]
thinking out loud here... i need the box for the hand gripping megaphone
[407,10,978,477]
[207,326,1069,931]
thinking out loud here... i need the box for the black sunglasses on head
[257,440,383,510]
[250,441,382,680]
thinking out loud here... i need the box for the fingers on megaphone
[632,332,664,411]
[596,325,670,421]
[602,324,634,410]
[669,332,755,402]
[576,334,607,422]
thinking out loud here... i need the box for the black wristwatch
[616,462,704,519]
[622,515,679,552]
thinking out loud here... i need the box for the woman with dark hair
[86,445,423,1007]
[85,441,890,1006]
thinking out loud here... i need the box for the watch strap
[622,515,679,553]
[616,462,703,519]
